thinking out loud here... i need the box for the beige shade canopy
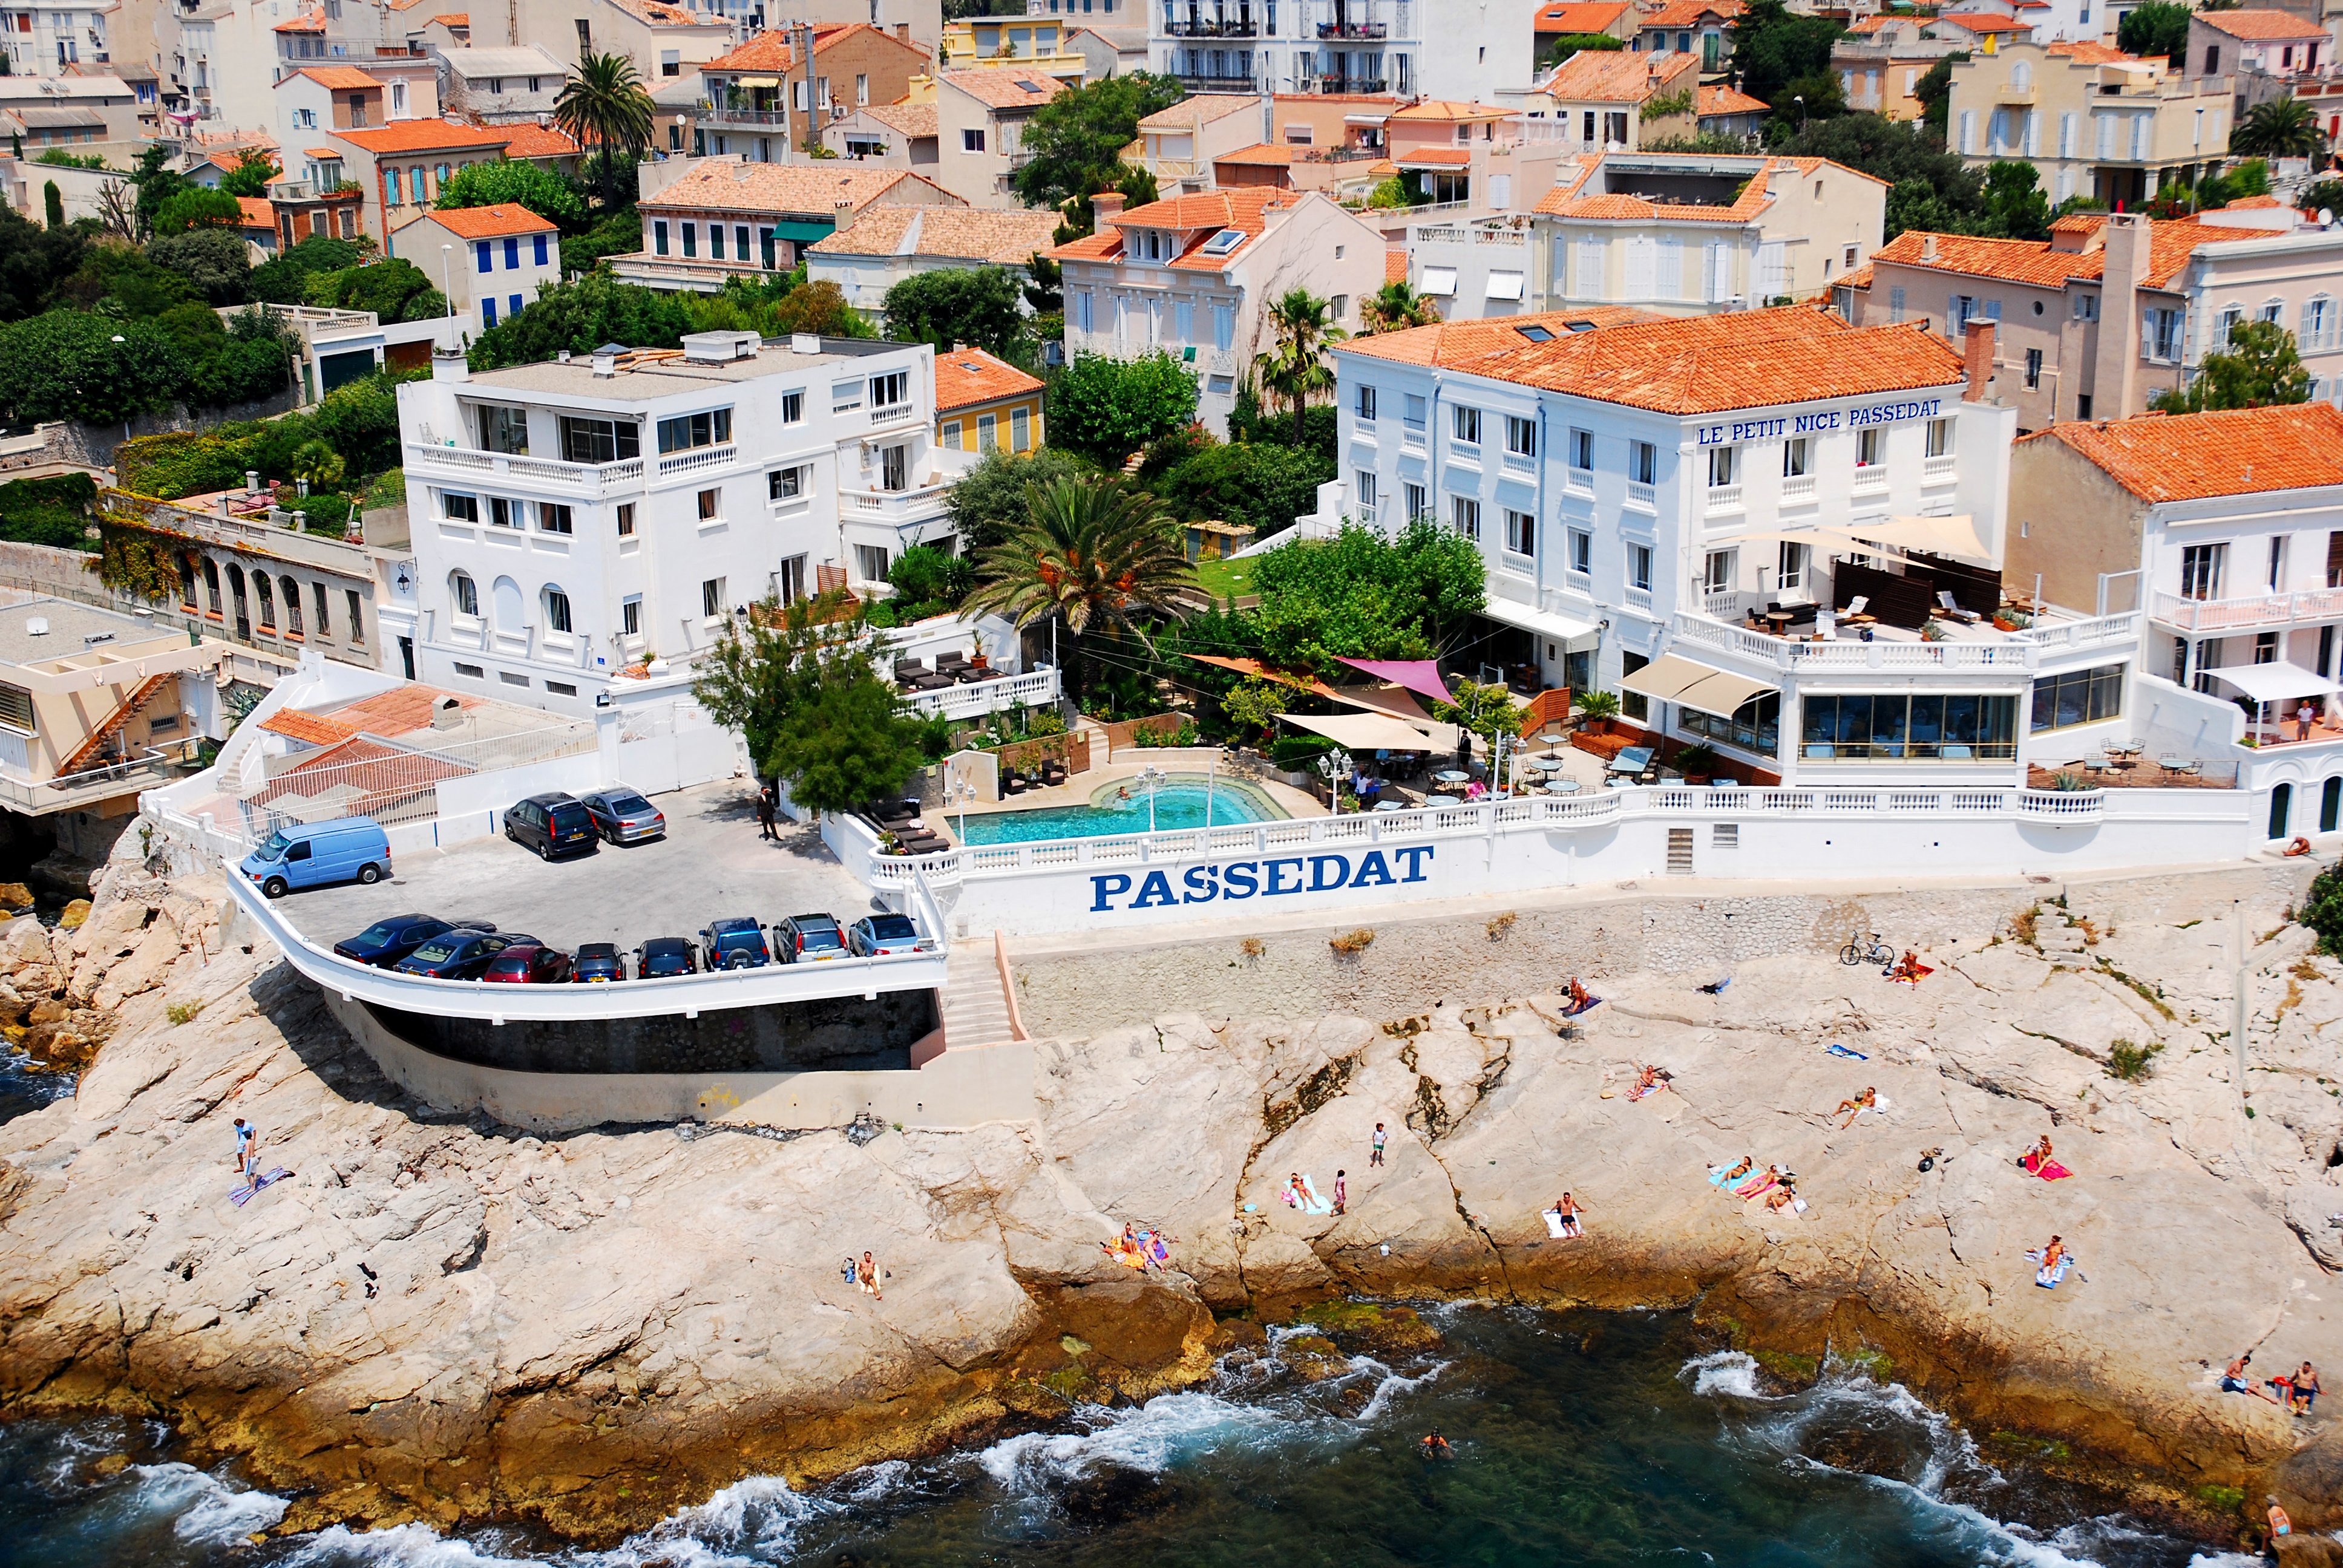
[1620,653,1778,716]
[1277,711,1452,752]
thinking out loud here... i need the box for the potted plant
[1674,741,1720,785]
[1576,690,1620,734]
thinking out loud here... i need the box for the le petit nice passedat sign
[1088,846,1438,914]
[1697,397,1948,446]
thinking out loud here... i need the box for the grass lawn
[1193,555,1258,602]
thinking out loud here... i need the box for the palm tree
[1360,279,1442,335]
[1253,287,1348,443]
[964,475,1197,694]
[554,51,657,210]
[2232,96,2323,159]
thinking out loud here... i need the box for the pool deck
[930,750,1325,842]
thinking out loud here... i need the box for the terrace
[1670,599,2137,675]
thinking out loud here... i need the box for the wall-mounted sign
[1089,846,1436,913]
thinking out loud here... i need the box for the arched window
[281,575,303,635]
[2270,781,2294,841]
[450,571,479,618]
[202,557,221,614]
[491,575,523,630]
[2010,59,2030,90]
[542,584,572,634]
[254,573,275,629]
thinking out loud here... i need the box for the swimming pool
[955,776,1286,844]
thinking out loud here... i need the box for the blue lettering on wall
[1090,872,1132,911]
[1223,861,1259,899]
[1132,870,1178,909]
[1349,851,1396,888]
[1702,399,1944,445]
[1090,848,1438,915]
[1309,854,1351,892]
[1183,864,1219,903]
[1264,858,1306,895]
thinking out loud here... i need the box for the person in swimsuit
[1764,1180,1799,1214]
[1567,978,1593,1013]
[858,1251,882,1301]
[2040,1236,2065,1273]
[1714,1155,1755,1186]
[1555,1192,1582,1237]
[231,1118,257,1182]
[2223,1351,2267,1397]
[2267,1495,2292,1542]
[1420,1431,1451,1458]
[2293,1363,2321,1416]
[1833,1087,1877,1128]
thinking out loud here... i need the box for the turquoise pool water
[957,777,1284,844]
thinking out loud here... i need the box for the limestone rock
[0,882,31,913]
[53,901,87,933]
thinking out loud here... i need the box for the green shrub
[2301,862,2343,955]
[1269,735,1334,771]
[2104,1037,2163,1082]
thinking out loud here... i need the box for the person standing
[2267,1495,2292,1544]
[231,1118,256,1183]
[756,783,779,841]
[2299,702,2319,744]
[1371,1123,1386,1168]
[1334,1170,1347,1215]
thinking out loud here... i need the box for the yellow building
[936,16,1087,80]
[936,347,1046,457]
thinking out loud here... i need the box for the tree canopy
[152,187,245,235]
[1009,72,1187,211]
[880,264,1024,354]
[249,234,361,306]
[434,160,586,225]
[1731,0,1844,108]
[148,227,253,305]
[217,150,279,199]
[0,312,189,426]
[304,258,445,322]
[1047,350,1199,465]
[2117,0,2192,67]
[1247,519,1487,672]
[1153,440,1333,535]
[943,445,1097,554]
[2148,319,2310,413]
[554,51,657,209]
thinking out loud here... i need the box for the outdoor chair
[2168,756,2202,776]
[1935,591,1981,625]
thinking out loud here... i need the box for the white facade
[394,332,965,716]
[1150,0,1534,102]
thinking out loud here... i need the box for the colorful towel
[2023,1153,2074,1181]
[2028,1250,2074,1289]
[1886,961,1935,985]
[1735,1171,1779,1200]
[1298,1176,1334,1217]
[1825,1044,1869,1060]
[230,1168,293,1207]
[1627,1075,1668,1103]
[1561,994,1604,1018]
[1708,1163,1753,1188]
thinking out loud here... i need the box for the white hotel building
[394,333,966,714]
[1332,307,2140,786]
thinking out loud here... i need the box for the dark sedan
[480,944,574,984]
[701,916,770,970]
[847,913,922,957]
[333,913,493,968]
[579,786,667,846]
[572,942,625,983]
[635,936,700,978]
[393,930,536,980]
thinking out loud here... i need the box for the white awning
[1621,652,1778,715]
[1420,266,1457,296]
[2206,661,2343,705]
[1478,595,1599,644]
[1325,682,1438,728]
[1277,711,1445,751]
[1485,269,1525,301]
[1867,512,1994,566]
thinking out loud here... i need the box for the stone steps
[940,934,1016,1049]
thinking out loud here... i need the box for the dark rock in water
[1055,1464,1188,1527]
[1293,1302,1443,1355]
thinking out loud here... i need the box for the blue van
[240,816,392,898]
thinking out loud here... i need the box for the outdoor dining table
[1434,769,1471,786]
[1544,779,1581,794]
[1423,794,1461,807]
[1372,800,1409,812]
[1530,755,1568,772]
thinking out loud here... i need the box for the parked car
[776,912,847,962]
[578,786,667,846]
[635,935,700,978]
[480,943,575,984]
[700,916,771,970]
[241,815,391,898]
[847,913,922,957]
[393,930,534,980]
[502,793,598,861]
[572,942,626,983]
[334,913,492,968]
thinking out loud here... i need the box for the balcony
[701,105,791,126]
[1318,20,1387,36]
[406,442,644,497]
[1317,74,1387,92]
[1781,473,1815,502]
[1670,607,2137,674]
[1852,466,1888,496]
[1923,452,1958,483]
[2151,585,2343,634]
[842,480,954,526]
[1178,74,1259,91]
[1706,483,1743,512]
[870,402,917,428]
[1501,449,1534,475]
[657,443,735,479]
[1166,17,1260,36]
[1625,480,1656,509]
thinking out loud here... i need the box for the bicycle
[1840,931,1893,967]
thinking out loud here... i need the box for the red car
[480,943,574,984]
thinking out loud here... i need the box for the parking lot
[279,779,879,960]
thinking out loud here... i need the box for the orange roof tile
[936,66,1067,110]
[274,7,325,30]
[2194,8,2325,40]
[1343,307,1966,416]
[496,122,583,158]
[318,685,476,736]
[934,346,1044,413]
[1537,156,1852,221]
[1538,48,1697,105]
[1935,12,2034,33]
[236,197,275,229]
[807,203,1056,263]
[285,66,386,90]
[1340,306,1655,365]
[331,118,511,154]
[1838,261,1874,290]
[1536,0,1631,29]
[1699,83,1768,116]
[1050,229,1123,261]
[1213,142,1303,166]
[1639,0,1742,28]
[426,202,558,237]
[704,21,902,72]
[1397,146,1473,167]
[1138,93,1258,129]
[2023,404,2343,503]
[1388,98,1515,122]
[431,11,468,24]
[260,708,361,746]
[2045,39,2131,62]
[305,146,341,159]
[1870,215,2224,292]
[1385,249,1409,284]
[646,160,943,217]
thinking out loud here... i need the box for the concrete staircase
[940,931,1019,1049]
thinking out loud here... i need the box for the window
[708,224,726,263]
[451,571,478,617]
[871,370,909,409]
[1628,541,1653,590]
[385,168,402,205]
[1707,446,1735,488]
[1214,304,1233,350]
[697,487,721,521]
[854,544,892,582]
[2181,541,2225,599]
[1703,548,1735,594]
[1925,418,1950,457]
[454,662,483,679]
[2025,347,2042,390]
[1777,540,1807,592]
[1568,528,1591,575]
[1800,693,2020,760]
[1355,384,1377,422]
[1452,405,1480,446]
[681,223,697,258]
[481,298,497,328]
[503,236,520,270]
[313,583,330,637]
[474,238,493,274]
[538,502,572,534]
[543,587,572,633]
[559,416,639,465]
[2269,535,2287,592]
[442,491,479,523]
[880,443,907,490]
[1504,508,1534,557]
[1620,650,1648,721]
[621,595,641,636]
[489,497,518,529]
[1889,285,1906,323]
[617,502,635,536]
[1403,393,1427,432]
[1782,437,1808,477]
[1450,495,1480,540]
[1679,691,1780,758]
[963,127,986,152]
[941,420,962,448]
[1856,427,1882,467]
[654,220,669,256]
[656,409,732,452]
[1504,416,1536,458]
[1012,407,1032,452]
[768,466,805,500]
[2146,307,2184,362]
[701,577,727,618]
[660,48,679,76]
[1569,428,1593,474]
[856,72,868,105]
[1403,481,1426,522]
[776,557,807,604]
[1630,441,1656,485]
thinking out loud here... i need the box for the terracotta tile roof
[1050,228,1122,261]
[260,708,360,745]
[320,685,476,736]
[1934,12,2034,33]
[286,66,385,90]
[1388,98,1515,121]
[2023,404,2343,503]
[2045,39,2131,62]
[330,118,511,154]
[496,122,583,158]
[856,101,938,138]
[1838,261,1874,290]
[936,67,1067,111]
[934,346,1044,413]
[1870,215,2221,291]
[1050,188,1303,269]
[1385,249,1409,284]
[1213,142,1303,165]
[1343,307,1966,416]
[705,21,899,72]
[1537,155,1858,221]
[644,160,943,217]
[1699,83,1769,116]
[237,197,275,229]
[427,201,559,237]
[1535,1,1632,31]
[433,11,468,24]
[1639,0,1742,28]
[274,7,325,30]
[609,0,721,26]
[1342,305,1656,365]
[2194,8,2325,40]
[1538,48,1697,105]
[305,146,341,159]
[1847,15,1901,33]
[1138,93,1257,129]
[807,203,1056,263]
[1397,146,1473,167]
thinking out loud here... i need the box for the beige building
[1052,187,1388,437]
[1837,203,2339,432]
[1526,48,1699,153]
[510,0,734,96]
[1515,151,1886,317]
[805,203,1059,313]
[900,65,1067,209]
[936,14,1086,79]
[1945,39,2233,208]
[615,158,961,291]
[1833,16,1967,122]
[1129,93,1266,195]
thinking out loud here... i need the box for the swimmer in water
[1420,1430,1452,1458]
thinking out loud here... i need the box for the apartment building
[1833,18,1967,122]
[2007,403,2343,832]
[1506,152,1884,318]
[0,74,146,143]
[1052,186,1387,436]
[510,0,734,94]
[934,345,1044,457]
[696,22,929,161]
[1150,0,1543,103]
[804,203,1058,313]
[1129,92,1267,194]
[324,117,516,242]
[1525,48,1699,154]
[1331,307,2081,786]
[819,98,939,163]
[615,158,959,292]
[394,330,964,712]
[900,65,1067,207]
[0,0,119,77]
[1944,39,2233,207]
[1533,2,1635,54]
[781,0,942,59]
[273,64,441,167]
[389,204,560,332]
[1838,204,2341,429]
[2183,10,2325,90]
[1626,0,1740,70]
[1697,83,1768,140]
[936,13,1086,79]
[433,45,569,123]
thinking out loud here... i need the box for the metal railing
[2151,587,2343,634]
[0,742,195,813]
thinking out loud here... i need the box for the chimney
[1962,317,1996,401]
[2090,211,2153,420]
[895,21,909,42]
[431,346,469,383]
[591,342,623,377]
[833,197,856,230]
[1092,189,1126,229]
[1920,233,1938,263]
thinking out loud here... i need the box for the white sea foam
[837,1459,913,1505]
[280,1521,540,1568]
[122,1463,290,1546]
[1680,1350,1775,1402]
[978,1391,1302,1492]
[1352,1356,1449,1425]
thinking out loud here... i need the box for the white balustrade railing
[405,443,645,495]
[1626,480,1657,509]
[2151,587,2343,633]
[900,665,1061,720]
[657,443,736,479]
[1781,473,1816,501]
[1706,483,1743,511]
[1923,453,1959,483]
[1672,611,2131,671]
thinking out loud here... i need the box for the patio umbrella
[1334,657,1455,708]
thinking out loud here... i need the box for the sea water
[0,1307,2261,1568]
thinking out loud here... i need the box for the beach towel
[1298,1176,1334,1217]
[1735,1171,1779,1200]
[1708,1162,1753,1188]
[1543,1208,1582,1240]
[1561,993,1604,1018]
[229,1168,293,1207]
[2023,1153,2074,1181]
[1627,1074,1669,1103]
[1886,961,1935,985]
[1825,1044,1869,1060]
[2027,1249,2074,1289]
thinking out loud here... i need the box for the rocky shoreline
[2,837,2343,1550]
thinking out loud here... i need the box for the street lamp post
[111,335,128,443]
[1136,764,1168,832]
